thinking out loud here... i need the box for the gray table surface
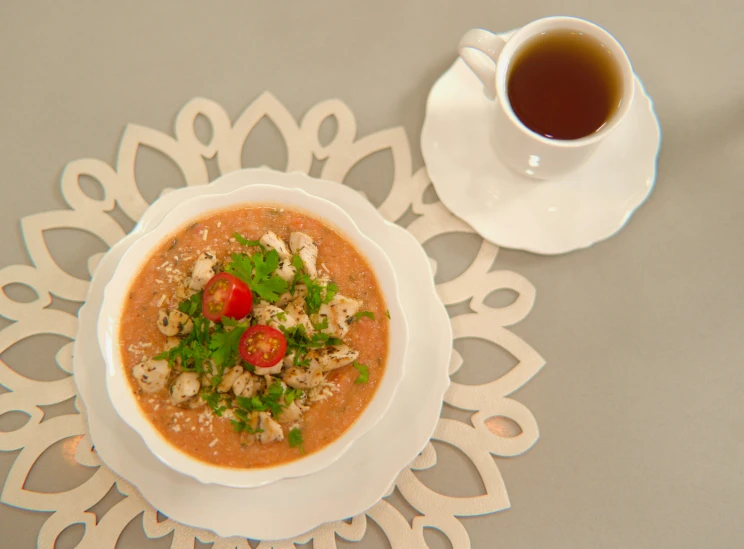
[1,1,742,548]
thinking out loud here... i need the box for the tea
[507,30,623,140]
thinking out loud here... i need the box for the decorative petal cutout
[1,416,105,510]
[116,123,209,221]
[446,316,545,409]
[471,399,540,457]
[60,158,120,214]
[414,516,472,549]
[300,99,358,160]
[21,211,124,302]
[174,97,233,160]
[0,311,77,391]
[0,410,32,433]
[485,415,523,437]
[396,419,510,517]
[320,126,413,220]
[0,265,52,322]
[218,92,312,175]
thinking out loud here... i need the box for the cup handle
[458,29,507,100]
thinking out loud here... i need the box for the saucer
[421,51,662,255]
[73,169,452,539]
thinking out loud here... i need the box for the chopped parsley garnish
[386,309,390,319]
[229,380,302,432]
[233,379,284,416]
[225,249,288,303]
[300,274,338,314]
[312,317,329,331]
[288,427,304,452]
[209,318,248,369]
[282,324,343,366]
[202,390,227,416]
[354,311,375,321]
[178,291,202,316]
[284,388,303,406]
[353,362,369,384]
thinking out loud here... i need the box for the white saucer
[421,51,662,255]
[73,169,452,540]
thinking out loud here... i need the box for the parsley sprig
[281,324,343,367]
[178,291,202,316]
[299,274,338,314]
[229,380,305,433]
[209,317,248,374]
[225,248,288,303]
[288,427,304,453]
[353,362,369,384]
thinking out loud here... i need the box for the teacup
[458,16,635,179]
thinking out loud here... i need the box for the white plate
[421,48,662,255]
[99,183,409,488]
[73,168,452,540]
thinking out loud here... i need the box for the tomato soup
[119,206,389,468]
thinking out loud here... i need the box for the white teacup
[458,16,635,179]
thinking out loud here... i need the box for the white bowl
[97,183,408,487]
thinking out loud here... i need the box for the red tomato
[239,325,287,368]
[201,273,253,322]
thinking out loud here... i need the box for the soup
[119,205,389,468]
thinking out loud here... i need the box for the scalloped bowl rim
[97,183,409,487]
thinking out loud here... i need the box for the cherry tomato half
[239,325,287,368]
[202,273,253,322]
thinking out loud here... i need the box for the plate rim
[97,181,410,487]
[73,168,453,539]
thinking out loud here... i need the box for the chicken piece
[283,366,324,389]
[189,251,217,290]
[259,231,290,259]
[285,297,314,336]
[239,411,261,446]
[232,372,263,398]
[170,372,200,405]
[275,283,308,308]
[253,304,297,331]
[255,362,283,376]
[277,400,303,424]
[316,294,361,339]
[217,365,244,393]
[188,394,207,409]
[256,412,284,444]
[282,350,296,368]
[132,358,170,393]
[200,360,219,387]
[157,309,194,337]
[274,259,297,283]
[289,232,318,278]
[305,344,359,372]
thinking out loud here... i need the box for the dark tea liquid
[507,30,623,140]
